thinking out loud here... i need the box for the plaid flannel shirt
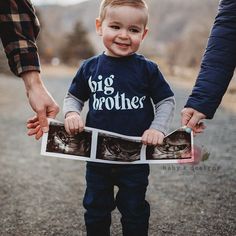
[0,0,40,76]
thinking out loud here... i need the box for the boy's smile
[96,5,148,57]
[114,41,131,51]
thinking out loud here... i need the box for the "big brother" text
[88,75,146,111]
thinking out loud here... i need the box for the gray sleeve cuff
[150,96,176,135]
[63,92,84,117]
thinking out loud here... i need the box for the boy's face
[96,5,148,57]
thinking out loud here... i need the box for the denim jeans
[83,163,150,236]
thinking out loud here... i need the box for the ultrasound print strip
[41,119,194,164]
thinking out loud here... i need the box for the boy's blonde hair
[99,0,149,25]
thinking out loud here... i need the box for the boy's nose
[119,29,128,38]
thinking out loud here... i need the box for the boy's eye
[110,25,120,30]
[129,28,140,33]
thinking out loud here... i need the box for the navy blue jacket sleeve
[185,0,236,119]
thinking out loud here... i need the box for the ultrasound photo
[46,122,92,157]
[96,133,142,162]
[146,130,192,160]
[42,120,194,164]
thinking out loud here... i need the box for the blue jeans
[83,163,150,236]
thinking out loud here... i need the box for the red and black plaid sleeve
[0,0,40,76]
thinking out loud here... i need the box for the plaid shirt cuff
[10,51,40,76]
[0,0,41,77]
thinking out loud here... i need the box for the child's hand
[27,115,43,140]
[141,128,165,146]
[64,112,84,135]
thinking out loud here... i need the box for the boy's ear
[142,28,148,40]
[96,18,102,36]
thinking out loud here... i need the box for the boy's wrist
[65,111,80,118]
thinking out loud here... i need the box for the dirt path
[0,73,235,236]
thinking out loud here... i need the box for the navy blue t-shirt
[69,53,174,136]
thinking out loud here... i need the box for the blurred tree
[60,21,95,65]
[35,8,55,63]
[166,19,212,70]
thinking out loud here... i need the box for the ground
[0,67,235,236]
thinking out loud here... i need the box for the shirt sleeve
[68,63,91,102]
[150,96,176,135]
[0,0,40,76]
[185,0,236,119]
[63,92,84,117]
[148,63,174,104]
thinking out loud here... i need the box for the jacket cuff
[9,51,40,77]
[185,100,216,119]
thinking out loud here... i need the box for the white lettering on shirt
[89,75,146,111]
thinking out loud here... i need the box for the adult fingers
[35,129,44,140]
[181,108,194,126]
[27,125,41,136]
[193,122,206,135]
[37,109,48,133]
[27,115,38,124]
[27,121,40,129]
[188,112,206,129]
[47,103,60,119]
[187,116,201,129]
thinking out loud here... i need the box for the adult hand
[22,71,59,138]
[181,107,206,134]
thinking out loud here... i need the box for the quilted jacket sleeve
[185,0,236,118]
